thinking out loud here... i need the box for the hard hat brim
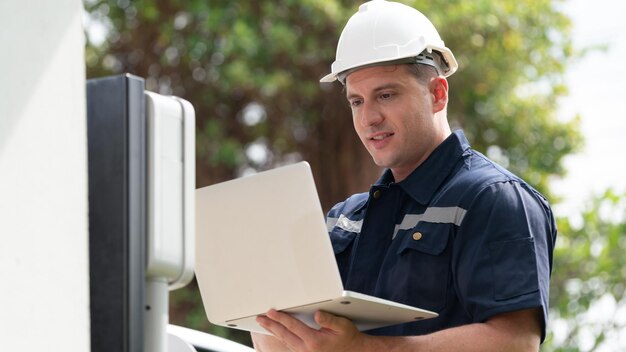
[320,49,458,84]
[319,72,337,83]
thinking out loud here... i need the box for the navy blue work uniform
[326,130,556,341]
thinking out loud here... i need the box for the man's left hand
[256,309,367,352]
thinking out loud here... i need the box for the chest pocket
[378,222,453,312]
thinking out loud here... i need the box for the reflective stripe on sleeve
[326,214,363,233]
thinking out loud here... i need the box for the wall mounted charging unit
[87,74,195,352]
[144,91,195,352]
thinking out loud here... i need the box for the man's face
[345,65,439,180]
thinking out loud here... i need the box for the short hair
[405,51,446,84]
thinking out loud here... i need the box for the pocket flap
[396,222,452,256]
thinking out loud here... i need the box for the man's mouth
[370,133,393,141]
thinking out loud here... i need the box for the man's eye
[350,99,363,107]
[380,93,393,100]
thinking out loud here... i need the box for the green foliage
[84,0,360,185]
[544,190,626,351]
[405,0,583,196]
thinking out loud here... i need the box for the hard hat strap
[337,50,448,85]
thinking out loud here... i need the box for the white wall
[0,1,90,351]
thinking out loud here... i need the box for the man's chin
[371,156,393,169]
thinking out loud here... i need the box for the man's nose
[358,102,384,127]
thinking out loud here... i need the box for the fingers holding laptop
[250,330,290,352]
[255,309,366,351]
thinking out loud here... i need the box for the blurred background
[83,0,625,350]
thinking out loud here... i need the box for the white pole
[145,278,170,352]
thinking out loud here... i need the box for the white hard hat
[320,0,458,83]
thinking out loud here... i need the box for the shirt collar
[374,130,471,205]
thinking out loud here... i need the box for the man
[252,1,556,351]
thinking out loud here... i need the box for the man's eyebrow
[346,91,360,101]
[346,83,402,100]
[373,83,402,92]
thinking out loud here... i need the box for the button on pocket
[397,224,450,256]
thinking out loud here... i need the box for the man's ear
[429,76,449,113]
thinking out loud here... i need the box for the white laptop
[195,162,437,334]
